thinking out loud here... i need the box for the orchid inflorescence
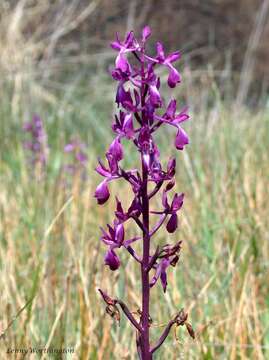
[95,26,194,359]
[23,115,49,169]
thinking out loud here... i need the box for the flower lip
[175,127,189,150]
[94,180,110,205]
[104,249,120,271]
[166,213,178,233]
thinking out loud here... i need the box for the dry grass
[0,106,268,359]
[0,0,101,115]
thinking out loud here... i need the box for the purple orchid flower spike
[23,115,49,172]
[96,26,194,359]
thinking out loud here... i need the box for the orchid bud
[142,26,151,42]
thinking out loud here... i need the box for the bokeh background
[0,1,268,359]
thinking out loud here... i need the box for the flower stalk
[139,153,151,358]
[95,26,194,359]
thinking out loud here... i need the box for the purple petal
[124,31,134,47]
[115,223,125,245]
[116,83,133,107]
[104,249,120,271]
[95,167,110,178]
[173,107,189,124]
[100,227,114,246]
[171,193,184,212]
[166,213,178,233]
[167,157,176,177]
[108,224,115,239]
[111,68,128,81]
[142,26,151,42]
[106,152,119,175]
[142,153,150,170]
[160,259,170,292]
[124,236,140,246]
[122,100,137,112]
[94,180,110,205]
[149,85,162,107]
[95,158,111,177]
[115,197,126,221]
[111,41,122,51]
[162,190,169,209]
[150,259,170,292]
[165,51,181,63]
[167,66,181,88]
[116,83,126,106]
[150,263,162,288]
[144,101,155,123]
[127,197,141,217]
[123,113,134,138]
[156,42,165,62]
[164,99,177,119]
[165,179,175,192]
[175,127,189,150]
[115,53,130,73]
[108,137,123,161]
[115,196,124,213]
[138,126,150,145]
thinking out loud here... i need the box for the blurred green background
[0,1,268,359]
